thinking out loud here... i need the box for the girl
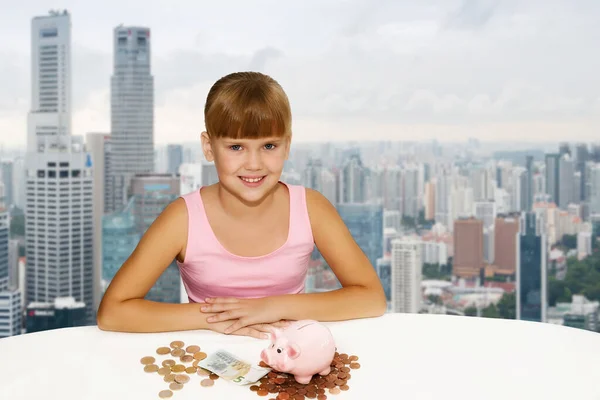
[97,71,386,337]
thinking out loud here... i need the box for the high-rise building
[494,215,519,274]
[303,159,336,205]
[337,203,383,271]
[524,155,534,211]
[109,25,154,212]
[85,133,111,316]
[338,154,366,204]
[391,237,422,314]
[402,165,419,219]
[558,154,575,209]
[0,185,21,338]
[517,212,547,322]
[589,164,600,216]
[424,181,435,221]
[545,154,560,206]
[25,11,95,325]
[575,144,589,201]
[0,161,14,207]
[167,144,183,176]
[453,217,484,278]
[434,173,452,229]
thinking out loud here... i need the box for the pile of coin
[249,351,361,399]
[140,340,220,398]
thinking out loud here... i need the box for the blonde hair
[204,72,292,139]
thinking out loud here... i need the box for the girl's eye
[230,145,242,151]
[264,144,276,150]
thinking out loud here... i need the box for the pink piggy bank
[260,320,336,384]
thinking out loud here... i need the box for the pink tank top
[176,182,315,303]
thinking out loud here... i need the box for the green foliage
[557,250,600,302]
[560,234,577,250]
[422,263,451,281]
[497,292,516,319]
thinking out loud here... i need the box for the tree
[465,306,477,316]
[482,304,500,319]
[548,277,572,306]
[497,292,516,319]
[560,234,577,250]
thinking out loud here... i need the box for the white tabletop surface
[0,313,599,400]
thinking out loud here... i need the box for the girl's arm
[274,188,387,321]
[97,198,217,333]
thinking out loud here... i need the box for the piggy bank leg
[318,366,331,376]
[294,375,313,385]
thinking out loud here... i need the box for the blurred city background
[1,3,599,338]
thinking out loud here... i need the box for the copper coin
[317,395,327,400]
[337,372,347,380]
[170,341,184,349]
[197,368,210,376]
[334,363,343,369]
[169,382,184,391]
[257,389,269,396]
[162,359,176,367]
[259,361,270,368]
[250,385,259,392]
[340,367,350,373]
[158,389,173,399]
[297,389,306,395]
[171,349,185,358]
[209,373,219,380]
[349,355,358,361]
[175,374,190,384]
[329,387,340,394]
[350,363,360,369]
[325,382,335,389]
[185,366,196,374]
[186,345,200,353]
[193,352,207,360]
[340,385,349,391]
[334,379,344,386]
[201,379,214,387]
[172,364,186,373]
[140,356,155,365]
[180,355,194,363]
[306,393,317,399]
[278,393,290,400]
[144,364,159,373]
[158,367,171,376]
[164,373,175,383]
[156,347,171,355]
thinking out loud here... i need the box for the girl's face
[201,132,290,204]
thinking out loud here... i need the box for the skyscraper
[109,25,154,212]
[545,154,560,206]
[25,10,94,324]
[339,154,366,203]
[337,203,383,271]
[453,217,484,278]
[390,237,422,314]
[517,212,547,322]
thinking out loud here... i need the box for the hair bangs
[204,72,292,140]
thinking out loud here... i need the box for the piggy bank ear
[286,343,301,360]
[266,327,283,342]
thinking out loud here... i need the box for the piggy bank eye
[276,348,283,354]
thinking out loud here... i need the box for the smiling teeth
[241,177,263,183]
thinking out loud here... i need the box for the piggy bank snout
[260,349,269,364]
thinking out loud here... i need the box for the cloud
[1,0,599,148]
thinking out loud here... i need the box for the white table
[0,313,599,400]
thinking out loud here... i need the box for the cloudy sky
[1,0,599,148]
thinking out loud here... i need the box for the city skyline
[1,1,600,147]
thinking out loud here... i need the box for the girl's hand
[200,297,283,334]
[208,319,291,339]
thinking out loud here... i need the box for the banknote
[198,349,271,385]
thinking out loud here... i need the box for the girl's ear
[201,131,214,162]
